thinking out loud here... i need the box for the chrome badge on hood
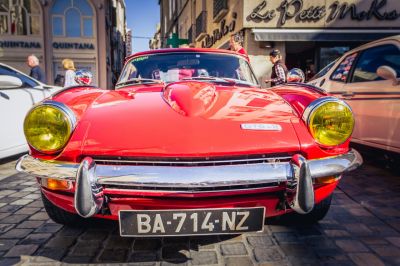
[241,123,282,131]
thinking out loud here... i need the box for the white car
[0,63,62,159]
[308,36,400,154]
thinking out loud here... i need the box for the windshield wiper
[181,76,236,84]
[182,76,254,86]
[116,78,164,87]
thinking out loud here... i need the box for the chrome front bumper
[16,149,362,217]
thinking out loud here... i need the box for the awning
[252,28,400,42]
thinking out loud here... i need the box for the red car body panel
[21,49,359,228]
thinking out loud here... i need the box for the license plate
[119,207,265,237]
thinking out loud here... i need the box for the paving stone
[44,236,76,248]
[130,251,159,263]
[97,248,129,262]
[386,237,400,247]
[26,201,44,208]
[190,250,218,265]
[304,236,337,249]
[0,239,18,251]
[273,232,302,244]
[4,244,38,257]
[361,237,389,245]
[0,204,23,213]
[0,213,11,220]
[104,235,134,249]
[219,234,243,242]
[369,245,400,257]
[0,224,15,234]
[133,238,161,251]
[14,207,41,215]
[56,227,83,237]
[161,244,190,261]
[0,197,19,204]
[10,199,34,206]
[224,256,253,266]
[35,247,67,261]
[22,194,41,200]
[21,187,38,192]
[0,214,28,224]
[0,190,17,196]
[247,235,274,247]
[0,258,20,265]
[220,242,247,256]
[348,252,385,266]
[80,229,109,241]
[189,236,218,250]
[8,191,31,198]
[335,240,369,252]
[17,220,45,229]
[28,211,49,220]
[343,224,373,235]
[0,228,33,239]
[62,256,93,263]
[68,240,101,257]
[254,247,284,262]
[19,233,52,245]
[33,223,63,234]
[279,244,316,258]
[314,248,349,262]
[324,229,351,238]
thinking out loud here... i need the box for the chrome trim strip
[16,149,362,187]
[93,156,292,166]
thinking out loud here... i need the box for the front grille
[104,182,281,192]
[92,153,293,167]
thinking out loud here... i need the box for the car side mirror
[74,70,93,85]
[377,66,399,86]
[287,68,305,83]
[0,75,23,89]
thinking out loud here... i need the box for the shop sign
[0,41,41,49]
[52,42,95,50]
[201,13,237,48]
[245,0,400,27]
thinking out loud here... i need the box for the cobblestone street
[0,155,399,266]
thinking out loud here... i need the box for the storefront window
[51,0,94,38]
[0,0,41,35]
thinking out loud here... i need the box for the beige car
[308,35,400,154]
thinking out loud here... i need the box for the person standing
[229,33,249,61]
[27,55,46,83]
[62,59,77,87]
[265,49,288,87]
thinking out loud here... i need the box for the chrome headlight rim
[302,96,354,147]
[24,100,77,154]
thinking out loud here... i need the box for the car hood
[72,81,301,157]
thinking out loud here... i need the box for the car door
[340,42,400,152]
[0,65,50,158]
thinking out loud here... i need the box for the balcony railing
[213,0,228,22]
[195,11,207,41]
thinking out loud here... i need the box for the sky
[125,0,160,54]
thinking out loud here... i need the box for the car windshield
[309,60,337,81]
[117,52,259,87]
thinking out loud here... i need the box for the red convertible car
[17,48,362,237]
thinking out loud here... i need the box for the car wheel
[41,192,86,226]
[295,194,332,224]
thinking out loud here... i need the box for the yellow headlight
[24,102,75,154]
[306,99,354,146]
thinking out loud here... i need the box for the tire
[294,194,333,224]
[42,192,87,227]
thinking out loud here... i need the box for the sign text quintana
[247,0,400,26]
[52,42,95,49]
[202,12,237,48]
[0,41,41,49]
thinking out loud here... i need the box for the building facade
[0,0,127,88]
[160,0,400,85]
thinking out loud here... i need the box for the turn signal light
[41,178,71,191]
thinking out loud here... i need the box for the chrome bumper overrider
[16,149,362,217]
